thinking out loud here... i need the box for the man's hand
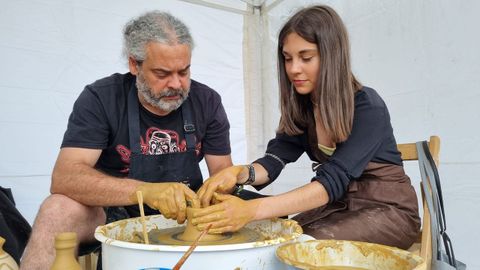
[197,165,247,207]
[190,193,259,234]
[131,183,200,224]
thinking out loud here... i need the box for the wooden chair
[79,252,98,270]
[397,135,440,270]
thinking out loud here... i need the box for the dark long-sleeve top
[254,86,403,203]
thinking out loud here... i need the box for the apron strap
[127,84,142,155]
[181,98,196,152]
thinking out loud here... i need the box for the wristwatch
[232,184,243,196]
[243,164,255,185]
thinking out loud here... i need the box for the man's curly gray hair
[123,11,194,61]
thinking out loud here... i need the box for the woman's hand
[197,165,247,207]
[191,193,260,234]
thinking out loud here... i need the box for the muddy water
[129,226,265,246]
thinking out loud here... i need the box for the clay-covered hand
[131,183,200,224]
[190,193,260,234]
[197,165,246,207]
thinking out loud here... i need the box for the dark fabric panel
[0,186,32,264]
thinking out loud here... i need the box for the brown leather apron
[293,162,421,249]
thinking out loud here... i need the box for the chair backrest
[398,136,440,166]
[397,135,440,270]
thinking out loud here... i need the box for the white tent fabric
[0,0,246,220]
[0,0,478,268]
[261,1,480,269]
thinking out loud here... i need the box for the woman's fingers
[200,184,218,207]
[191,204,224,224]
[196,218,233,233]
[213,192,234,202]
[209,226,235,234]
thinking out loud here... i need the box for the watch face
[233,184,244,196]
[245,164,255,185]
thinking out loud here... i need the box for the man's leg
[20,194,106,270]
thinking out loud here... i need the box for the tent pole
[178,0,251,15]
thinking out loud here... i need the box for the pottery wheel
[139,226,264,246]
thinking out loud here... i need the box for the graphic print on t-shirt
[145,128,183,154]
[115,127,201,173]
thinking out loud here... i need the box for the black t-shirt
[61,73,231,177]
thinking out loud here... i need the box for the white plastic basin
[94,214,308,270]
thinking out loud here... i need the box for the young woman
[193,5,420,249]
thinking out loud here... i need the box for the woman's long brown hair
[277,5,361,143]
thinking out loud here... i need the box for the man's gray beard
[136,73,189,112]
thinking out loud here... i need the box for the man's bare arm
[50,147,143,206]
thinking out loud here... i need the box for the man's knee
[39,194,81,216]
[37,194,104,223]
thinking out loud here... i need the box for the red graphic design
[115,127,201,173]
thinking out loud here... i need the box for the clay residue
[276,240,423,270]
[251,218,302,247]
[97,215,302,248]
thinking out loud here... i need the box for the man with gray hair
[20,11,233,269]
